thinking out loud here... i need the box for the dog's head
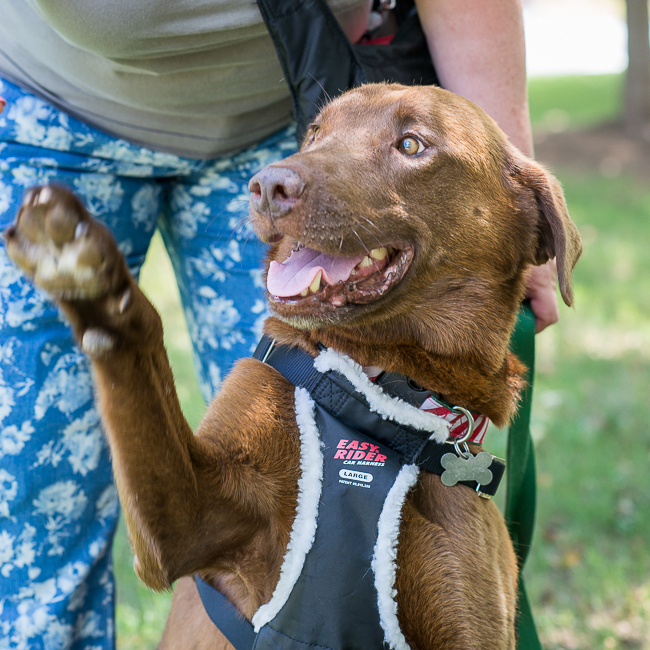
[249,83,581,369]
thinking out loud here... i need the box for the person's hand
[0,97,6,114]
[526,259,559,333]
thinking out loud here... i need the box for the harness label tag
[339,469,374,483]
[333,438,387,465]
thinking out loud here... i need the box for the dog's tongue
[267,247,365,297]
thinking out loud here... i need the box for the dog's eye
[398,136,425,156]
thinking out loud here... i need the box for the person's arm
[415,0,559,332]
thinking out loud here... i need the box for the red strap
[419,396,489,444]
[360,35,395,46]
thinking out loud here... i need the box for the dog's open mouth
[267,244,414,307]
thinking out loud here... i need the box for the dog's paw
[4,185,124,301]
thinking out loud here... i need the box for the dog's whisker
[351,228,370,256]
[204,204,251,244]
[440,257,473,274]
[432,258,439,284]
[221,212,255,249]
[204,199,249,231]
[309,73,332,106]
[360,216,387,238]
[239,231,258,253]
[357,223,386,250]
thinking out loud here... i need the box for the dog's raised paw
[4,185,116,301]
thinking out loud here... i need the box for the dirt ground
[533,121,650,180]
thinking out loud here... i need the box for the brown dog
[5,83,581,649]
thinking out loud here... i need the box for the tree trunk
[625,0,650,135]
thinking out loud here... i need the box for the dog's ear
[507,150,582,306]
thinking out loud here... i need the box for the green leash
[507,302,543,650]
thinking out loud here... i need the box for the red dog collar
[364,367,490,444]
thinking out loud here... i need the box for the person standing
[0,1,554,648]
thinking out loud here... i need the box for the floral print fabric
[0,77,296,650]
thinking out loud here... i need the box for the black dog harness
[195,337,505,650]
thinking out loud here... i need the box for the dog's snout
[249,166,305,218]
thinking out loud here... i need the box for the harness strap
[253,337,505,498]
[256,0,437,144]
[256,0,367,143]
[253,336,322,393]
[194,576,256,650]
[255,338,450,406]
[415,438,506,498]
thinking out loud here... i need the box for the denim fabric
[0,77,297,650]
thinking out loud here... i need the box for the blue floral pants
[0,77,297,650]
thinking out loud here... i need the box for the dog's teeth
[309,271,322,293]
[358,256,373,268]
[300,288,309,297]
[370,247,387,261]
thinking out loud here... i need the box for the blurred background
[114,0,650,648]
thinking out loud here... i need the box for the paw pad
[5,185,114,300]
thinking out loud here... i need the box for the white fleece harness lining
[314,348,451,443]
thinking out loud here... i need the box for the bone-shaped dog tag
[440,450,493,487]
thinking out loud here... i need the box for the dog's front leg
[4,185,261,590]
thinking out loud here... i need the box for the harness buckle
[441,407,496,490]
[451,406,474,459]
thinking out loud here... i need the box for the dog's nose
[249,166,305,219]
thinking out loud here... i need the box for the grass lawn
[115,73,650,649]
[512,174,650,649]
[528,74,623,131]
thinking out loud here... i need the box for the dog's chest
[198,341,503,649]
[251,395,414,649]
